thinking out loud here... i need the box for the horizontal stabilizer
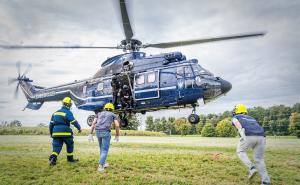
[24,102,44,110]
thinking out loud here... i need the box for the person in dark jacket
[111,76,122,109]
[232,104,270,185]
[120,84,133,109]
[48,97,81,166]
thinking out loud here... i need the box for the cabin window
[147,72,156,83]
[103,80,112,94]
[160,67,177,87]
[97,82,104,91]
[135,74,145,85]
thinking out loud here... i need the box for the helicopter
[1,0,265,127]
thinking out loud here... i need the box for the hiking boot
[49,155,57,166]
[98,164,105,173]
[248,166,257,179]
[67,156,79,163]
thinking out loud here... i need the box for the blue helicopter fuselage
[19,51,231,114]
[76,51,232,113]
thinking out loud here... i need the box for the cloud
[0,0,299,126]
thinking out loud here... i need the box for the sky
[0,0,299,128]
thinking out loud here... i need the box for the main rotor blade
[143,32,265,48]
[16,62,21,77]
[14,83,20,99]
[0,45,119,49]
[21,64,32,78]
[119,0,133,40]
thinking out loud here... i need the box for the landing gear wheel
[188,104,199,124]
[87,115,96,127]
[188,114,199,124]
[120,118,128,127]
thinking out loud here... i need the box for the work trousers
[237,136,270,183]
[52,137,74,157]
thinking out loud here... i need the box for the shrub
[201,123,216,137]
[216,118,237,137]
[196,123,203,135]
[174,118,191,136]
[289,112,300,138]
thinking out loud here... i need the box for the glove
[88,134,94,142]
[238,128,247,141]
[114,136,119,142]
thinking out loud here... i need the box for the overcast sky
[0,0,299,127]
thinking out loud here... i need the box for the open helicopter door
[134,71,159,100]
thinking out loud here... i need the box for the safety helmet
[104,103,115,111]
[233,104,247,115]
[62,97,72,107]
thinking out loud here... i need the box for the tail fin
[19,79,39,101]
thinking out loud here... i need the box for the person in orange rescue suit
[232,104,270,185]
[48,97,82,166]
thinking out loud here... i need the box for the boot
[67,156,79,163]
[49,154,57,166]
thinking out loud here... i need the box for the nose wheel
[188,104,199,124]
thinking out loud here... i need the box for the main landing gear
[119,113,129,128]
[87,115,96,127]
[188,104,200,124]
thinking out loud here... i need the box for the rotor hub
[120,39,142,52]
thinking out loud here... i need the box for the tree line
[145,103,300,137]
[1,103,299,137]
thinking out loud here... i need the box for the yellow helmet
[62,97,72,105]
[104,103,114,110]
[234,104,247,114]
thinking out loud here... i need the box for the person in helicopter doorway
[120,84,133,109]
[111,75,122,109]
[232,104,271,185]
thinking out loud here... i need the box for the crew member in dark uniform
[232,104,270,185]
[120,84,133,109]
[111,76,122,109]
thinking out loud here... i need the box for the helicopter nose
[219,78,232,94]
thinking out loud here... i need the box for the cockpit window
[185,66,193,78]
[192,64,213,76]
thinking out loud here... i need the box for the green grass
[0,127,166,136]
[0,136,299,185]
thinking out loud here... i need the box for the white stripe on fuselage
[22,84,178,102]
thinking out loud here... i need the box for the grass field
[0,135,299,185]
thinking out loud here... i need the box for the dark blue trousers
[52,137,74,157]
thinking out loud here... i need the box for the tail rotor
[8,62,32,98]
